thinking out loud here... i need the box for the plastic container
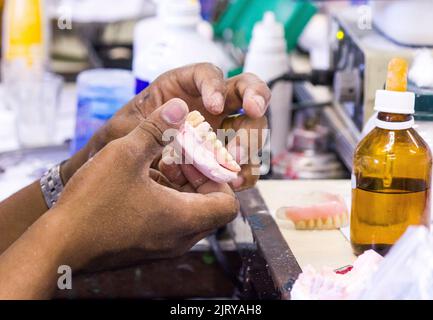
[70,69,135,155]
[244,12,292,159]
[11,72,63,148]
[132,0,231,94]
[360,226,433,300]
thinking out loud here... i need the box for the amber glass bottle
[350,58,432,256]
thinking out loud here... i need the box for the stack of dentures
[174,111,241,183]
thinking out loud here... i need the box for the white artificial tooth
[229,160,241,171]
[186,111,205,127]
[333,215,341,228]
[296,221,306,230]
[316,218,323,230]
[324,217,333,229]
[214,140,223,149]
[225,151,234,162]
[197,122,210,132]
[192,116,205,127]
[186,111,198,123]
[216,148,226,162]
[207,131,217,142]
[196,122,211,138]
[307,219,315,229]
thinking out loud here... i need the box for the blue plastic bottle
[70,69,134,155]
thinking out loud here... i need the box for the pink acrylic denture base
[174,122,238,184]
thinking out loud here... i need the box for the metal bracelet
[40,162,65,209]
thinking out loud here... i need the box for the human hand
[62,63,270,191]
[54,98,239,269]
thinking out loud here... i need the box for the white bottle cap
[374,89,415,114]
[249,12,286,54]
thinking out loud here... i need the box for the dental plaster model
[174,111,241,184]
[276,192,349,230]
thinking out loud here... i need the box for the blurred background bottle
[132,0,232,94]
[70,68,134,154]
[2,0,49,83]
[1,0,62,148]
[244,12,292,175]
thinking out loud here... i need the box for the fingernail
[209,92,224,113]
[161,99,188,124]
[231,175,244,189]
[252,95,266,114]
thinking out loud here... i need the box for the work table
[235,179,357,299]
[256,179,355,270]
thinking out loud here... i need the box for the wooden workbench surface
[256,180,357,271]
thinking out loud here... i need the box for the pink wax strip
[173,111,241,184]
[276,192,349,230]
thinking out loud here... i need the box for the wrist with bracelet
[40,161,67,209]
[40,146,90,208]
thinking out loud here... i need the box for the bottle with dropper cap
[350,58,432,256]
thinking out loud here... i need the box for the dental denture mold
[290,249,383,300]
[174,111,241,183]
[276,192,349,230]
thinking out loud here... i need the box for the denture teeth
[206,131,217,142]
[216,147,227,162]
[333,215,341,228]
[292,212,348,231]
[197,122,211,132]
[230,160,241,170]
[196,122,211,139]
[225,151,234,162]
[186,111,205,127]
[186,110,201,121]
[214,139,223,150]
[296,221,306,230]
[324,217,333,229]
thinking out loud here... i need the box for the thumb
[127,98,189,164]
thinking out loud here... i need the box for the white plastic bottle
[133,0,231,94]
[244,12,292,164]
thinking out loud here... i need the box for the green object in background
[227,66,243,78]
[214,0,317,53]
[409,83,433,121]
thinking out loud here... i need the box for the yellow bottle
[350,58,432,256]
[1,0,47,81]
